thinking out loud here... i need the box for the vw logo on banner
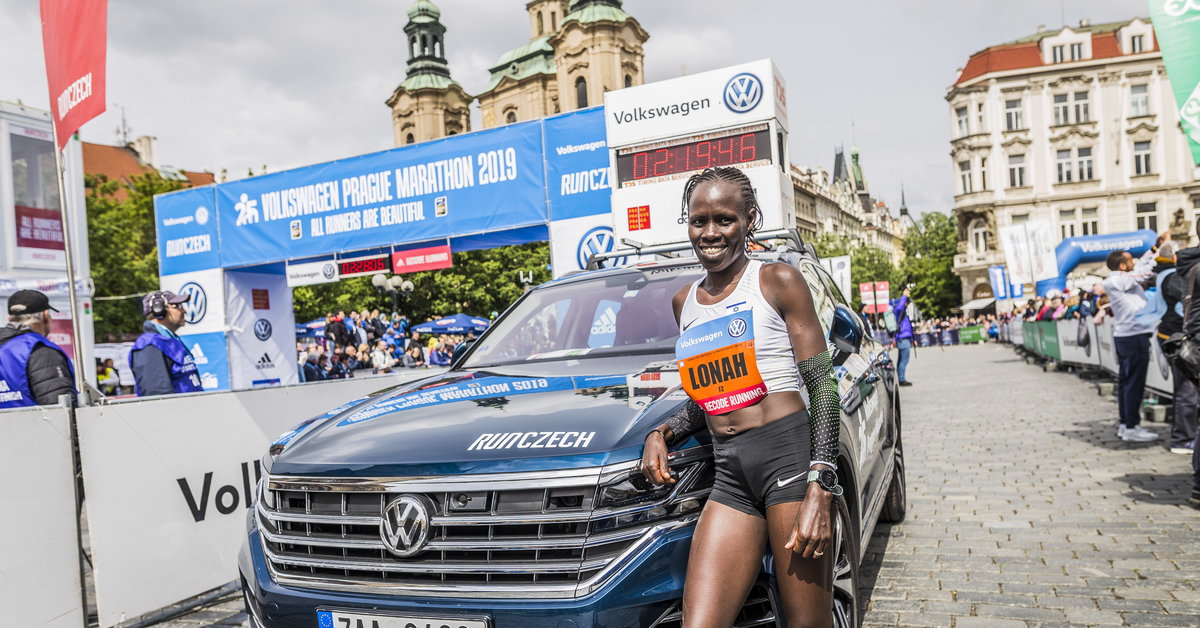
[577,226,627,270]
[728,317,748,338]
[724,73,763,114]
[178,282,207,324]
[254,318,273,341]
[381,495,430,557]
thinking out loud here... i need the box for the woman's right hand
[640,431,675,485]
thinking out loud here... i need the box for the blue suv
[239,234,904,627]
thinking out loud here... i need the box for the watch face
[819,469,838,488]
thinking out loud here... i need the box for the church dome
[407,0,441,23]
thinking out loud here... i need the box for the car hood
[267,358,691,476]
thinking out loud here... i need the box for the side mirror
[829,304,864,366]
[448,339,477,370]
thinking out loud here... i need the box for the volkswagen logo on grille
[253,318,273,341]
[178,282,207,324]
[723,73,763,113]
[381,495,430,557]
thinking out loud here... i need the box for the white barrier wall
[1020,318,1174,397]
[76,371,438,627]
[0,405,85,628]
[1056,319,1100,367]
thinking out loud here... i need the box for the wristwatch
[807,469,844,496]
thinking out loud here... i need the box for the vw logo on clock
[723,73,763,114]
[177,282,207,325]
[577,226,627,270]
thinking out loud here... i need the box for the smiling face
[687,179,757,274]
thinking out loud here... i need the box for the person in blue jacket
[0,290,76,408]
[129,290,203,396]
[891,287,914,386]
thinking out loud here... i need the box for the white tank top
[675,260,801,415]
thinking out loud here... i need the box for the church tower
[386,0,472,146]
[549,0,649,111]
[476,1,566,127]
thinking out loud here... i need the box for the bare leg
[766,501,833,628]
[682,500,768,628]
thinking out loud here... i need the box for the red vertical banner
[40,0,107,149]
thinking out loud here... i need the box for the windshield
[465,266,701,368]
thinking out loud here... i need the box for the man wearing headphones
[129,290,204,397]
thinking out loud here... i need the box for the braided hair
[678,167,764,239]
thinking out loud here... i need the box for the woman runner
[641,167,842,627]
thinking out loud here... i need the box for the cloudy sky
[2,0,1143,216]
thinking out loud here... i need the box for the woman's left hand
[783,482,833,559]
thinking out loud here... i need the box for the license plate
[317,609,489,628]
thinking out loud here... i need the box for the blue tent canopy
[296,318,326,339]
[412,314,490,335]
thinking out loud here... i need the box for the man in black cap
[0,290,76,407]
[129,290,204,396]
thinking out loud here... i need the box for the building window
[977,103,985,130]
[1053,93,1070,126]
[1073,91,1090,123]
[1137,202,1158,231]
[1132,34,1144,53]
[1194,197,1200,227]
[575,77,588,108]
[1005,99,1023,130]
[1059,208,1078,239]
[1082,207,1099,235]
[625,74,633,89]
[980,157,989,190]
[405,133,415,145]
[1012,213,1029,225]
[537,12,544,35]
[1056,149,1073,183]
[970,220,992,253]
[1130,84,1149,117]
[959,160,972,194]
[1052,45,1065,63]
[955,106,969,137]
[505,111,517,124]
[551,11,557,30]
[1070,42,1083,60]
[1077,147,1094,181]
[1134,141,1152,175]
[1008,154,1026,188]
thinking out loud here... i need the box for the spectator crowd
[296,309,474,382]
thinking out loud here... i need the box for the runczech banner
[40,0,107,149]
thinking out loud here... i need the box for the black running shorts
[708,410,812,518]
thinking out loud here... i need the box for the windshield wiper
[467,345,673,369]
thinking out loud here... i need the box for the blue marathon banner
[214,121,548,268]
[155,186,221,276]
[544,106,611,221]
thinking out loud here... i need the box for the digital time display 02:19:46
[615,128,772,185]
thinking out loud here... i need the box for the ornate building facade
[388,0,648,144]
[947,18,1200,304]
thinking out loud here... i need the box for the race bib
[675,311,767,415]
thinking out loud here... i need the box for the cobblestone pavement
[859,343,1200,627]
[158,342,1198,627]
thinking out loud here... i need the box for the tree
[86,172,190,340]
[813,233,898,311]
[292,242,551,323]
[897,212,960,317]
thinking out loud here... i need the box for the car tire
[831,495,861,628]
[879,439,906,523]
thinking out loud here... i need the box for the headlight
[595,454,713,518]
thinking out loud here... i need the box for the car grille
[257,450,712,598]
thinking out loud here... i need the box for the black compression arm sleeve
[661,400,707,445]
[798,351,840,467]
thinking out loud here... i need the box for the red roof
[954,23,1158,86]
[82,141,213,200]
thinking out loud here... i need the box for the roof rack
[585,228,813,271]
